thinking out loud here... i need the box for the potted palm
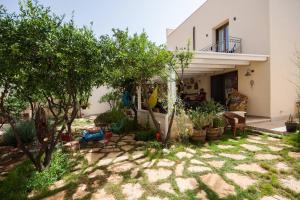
[285,114,299,133]
[189,109,210,142]
[207,116,226,140]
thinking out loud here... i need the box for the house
[166,0,300,119]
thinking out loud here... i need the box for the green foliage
[135,130,156,141]
[3,121,36,147]
[94,108,125,126]
[212,116,226,128]
[196,100,224,114]
[283,132,300,148]
[27,150,71,190]
[188,108,213,130]
[123,118,138,132]
[99,90,121,110]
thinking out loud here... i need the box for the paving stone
[246,138,268,145]
[267,137,281,142]
[185,147,196,154]
[136,141,146,145]
[288,151,300,159]
[188,165,212,173]
[206,160,226,169]
[106,152,122,158]
[108,161,136,173]
[131,168,139,178]
[280,176,300,193]
[261,195,288,200]
[175,162,185,176]
[48,179,66,190]
[97,157,113,166]
[157,159,175,167]
[123,135,135,140]
[268,146,283,152]
[100,147,121,153]
[88,169,105,179]
[254,154,281,160]
[42,190,66,200]
[131,151,144,160]
[91,189,115,200]
[248,135,263,140]
[275,162,291,171]
[113,153,129,163]
[121,145,134,152]
[135,157,149,164]
[72,184,88,199]
[225,173,256,189]
[241,144,262,152]
[84,153,105,165]
[144,168,172,183]
[201,148,211,152]
[220,153,246,160]
[176,151,193,159]
[190,159,205,165]
[234,163,267,173]
[122,183,144,200]
[217,144,235,149]
[147,196,168,200]
[117,141,127,146]
[83,166,94,174]
[200,173,236,198]
[142,159,156,168]
[175,177,198,192]
[158,183,176,194]
[200,153,216,159]
[107,174,123,184]
[196,191,209,200]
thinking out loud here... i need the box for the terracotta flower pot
[207,128,220,140]
[190,129,206,142]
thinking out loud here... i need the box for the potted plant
[207,116,226,140]
[189,109,210,142]
[285,114,299,133]
[176,108,193,144]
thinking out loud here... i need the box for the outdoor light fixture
[245,69,254,77]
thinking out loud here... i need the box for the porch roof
[177,51,269,76]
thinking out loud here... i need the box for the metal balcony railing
[200,37,242,53]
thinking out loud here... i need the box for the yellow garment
[148,87,158,108]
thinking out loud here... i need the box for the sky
[1,0,206,45]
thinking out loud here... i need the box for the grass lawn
[0,130,300,200]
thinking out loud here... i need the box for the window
[193,26,196,51]
[216,23,229,52]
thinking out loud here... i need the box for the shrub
[94,108,125,126]
[135,130,156,141]
[212,116,226,128]
[3,121,36,147]
[188,109,213,130]
[123,118,138,132]
[197,100,224,114]
[27,150,71,191]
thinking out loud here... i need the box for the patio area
[24,126,300,200]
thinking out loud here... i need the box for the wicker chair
[223,112,246,137]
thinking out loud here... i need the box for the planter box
[207,128,220,140]
[190,129,206,142]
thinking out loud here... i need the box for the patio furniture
[223,112,246,137]
[227,91,248,112]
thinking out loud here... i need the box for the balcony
[201,37,242,53]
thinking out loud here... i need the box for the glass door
[216,23,229,52]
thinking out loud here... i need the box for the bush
[27,150,71,191]
[3,120,36,147]
[135,130,156,141]
[196,100,224,114]
[123,118,138,132]
[94,108,125,126]
[212,116,226,128]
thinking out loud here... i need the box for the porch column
[137,85,142,110]
[167,66,177,114]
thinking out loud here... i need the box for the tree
[99,29,172,130]
[0,1,103,171]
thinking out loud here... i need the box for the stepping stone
[201,148,211,152]
[241,144,262,152]
[88,169,105,179]
[135,157,149,164]
[288,152,300,159]
[275,162,291,171]
[217,144,234,149]
[91,189,115,200]
[176,152,193,159]
[267,137,280,142]
[144,168,172,183]
[185,147,196,154]
[100,147,121,153]
[196,191,209,200]
[206,160,226,169]
[234,163,267,173]
[254,154,281,160]
[42,190,67,200]
[117,141,127,146]
[84,153,105,165]
[108,161,135,173]
[142,159,156,168]
[97,158,113,166]
[246,139,267,145]
[175,177,198,192]
[72,184,88,199]
[200,173,236,198]
[136,141,146,145]
[121,145,134,152]
[175,162,185,176]
[158,183,175,194]
[261,195,288,200]
[280,176,300,193]
[190,159,205,165]
[106,152,122,158]
[113,153,129,163]
[248,135,263,140]
[147,196,168,200]
[122,183,144,200]
[157,159,175,167]
[131,151,144,160]
[268,146,283,152]
[220,153,246,160]
[107,174,123,184]
[201,153,216,159]
[130,168,139,178]
[225,173,256,189]
[123,135,135,140]
[188,165,212,173]
[48,180,66,190]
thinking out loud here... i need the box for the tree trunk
[148,107,160,132]
[163,106,176,146]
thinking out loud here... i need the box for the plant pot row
[190,127,224,142]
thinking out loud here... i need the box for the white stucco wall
[269,0,300,118]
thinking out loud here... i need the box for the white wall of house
[82,86,110,116]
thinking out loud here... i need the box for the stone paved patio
[26,132,300,200]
